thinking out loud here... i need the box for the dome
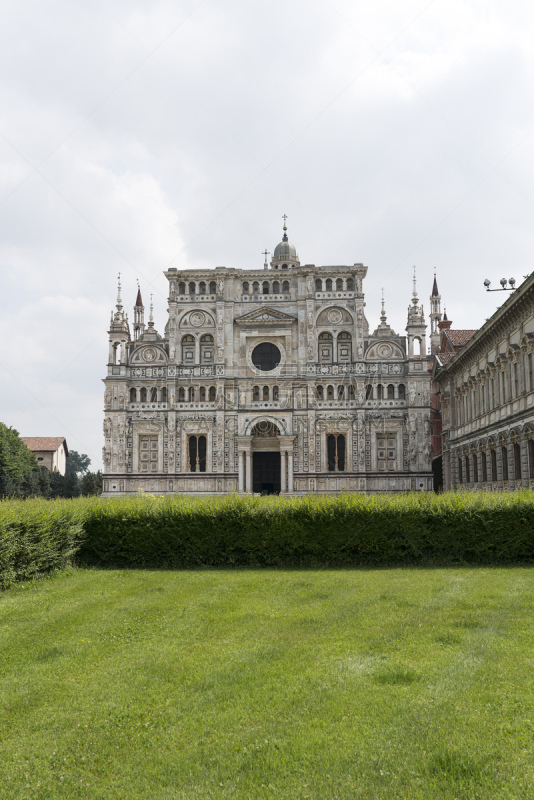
[273,236,297,260]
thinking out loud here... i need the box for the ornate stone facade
[102,225,432,495]
[434,273,534,491]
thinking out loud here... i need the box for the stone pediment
[234,307,297,326]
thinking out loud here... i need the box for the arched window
[315,279,322,292]
[413,337,421,357]
[188,435,207,472]
[366,384,373,400]
[130,388,137,402]
[199,387,206,402]
[253,386,260,401]
[252,281,259,294]
[262,281,270,294]
[282,280,290,294]
[318,332,333,363]
[398,384,406,400]
[199,281,206,295]
[178,282,186,294]
[473,453,479,482]
[327,434,346,471]
[150,387,157,402]
[209,281,216,294]
[178,387,185,401]
[181,334,195,364]
[209,386,216,402]
[242,282,249,294]
[338,385,345,400]
[316,385,324,400]
[346,278,354,291]
[336,278,343,291]
[263,386,269,401]
[140,387,147,402]
[273,385,279,401]
[481,451,488,482]
[491,449,497,481]
[349,385,355,400]
[188,386,195,402]
[325,279,332,291]
[514,442,522,479]
[188,282,196,295]
[282,263,288,269]
[458,458,463,483]
[272,281,280,294]
[327,384,334,400]
[200,334,214,364]
[502,446,509,481]
[161,387,167,403]
[377,384,383,400]
[337,332,352,362]
[388,384,395,399]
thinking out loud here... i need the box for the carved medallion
[143,348,156,362]
[190,312,205,327]
[327,309,343,324]
[377,343,393,358]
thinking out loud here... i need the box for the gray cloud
[1,0,533,467]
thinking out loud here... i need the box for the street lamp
[483,278,517,292]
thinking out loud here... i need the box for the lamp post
[483,278,516,292]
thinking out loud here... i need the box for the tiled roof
[436,352,457,366]
[447,330,477,347]
[21,437,67,453]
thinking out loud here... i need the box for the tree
[0,423,37,478]
[81,471,102,496]
[65,450,91,477]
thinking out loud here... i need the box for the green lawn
[1,567,532,799]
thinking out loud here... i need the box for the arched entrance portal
[251,421,281,495]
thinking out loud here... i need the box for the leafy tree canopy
[0,423,37,478]
[65,450,91,477]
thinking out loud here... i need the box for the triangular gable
[234,306,297,325]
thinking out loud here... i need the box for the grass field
[1,567,533,799]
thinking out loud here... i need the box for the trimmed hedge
[76,491,534,569]
[1,492,534,586]
[0,499,84,589]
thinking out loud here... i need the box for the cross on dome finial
[149,293,154,323]
[412,265,418,304]
[282,213,288,230]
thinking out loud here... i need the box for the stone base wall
[102,472,433,496]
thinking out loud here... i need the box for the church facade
[102,223,433,496]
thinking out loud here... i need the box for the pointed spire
[282,213,288,242]
[380,288,387,324]
[135,279,143,308]
[432,271,439,297]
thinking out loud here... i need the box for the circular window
[252,342,281,371]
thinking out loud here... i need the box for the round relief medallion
[190,312,205,327]
[143,347,156,362]
[377,343,393,358]
[327,309,343,324]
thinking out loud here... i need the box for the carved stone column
[288,451,294,494]
[238,450,244,493]
[280,450,287,493]
[245,449,252,494]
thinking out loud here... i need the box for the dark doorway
[253,452,281,495]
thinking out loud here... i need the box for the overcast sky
[1,0,534,470]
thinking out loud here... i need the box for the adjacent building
[102,223,433,496]
[21,437,69,475]
[434,272,534,490]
